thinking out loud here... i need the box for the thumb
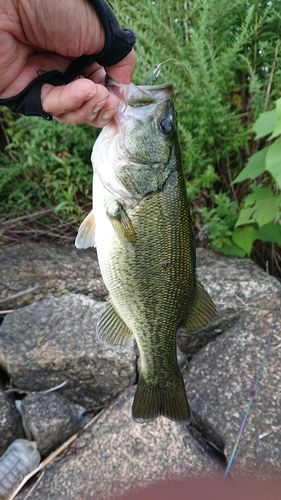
[105,50,137,84]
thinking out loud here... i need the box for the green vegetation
[1,0,280,274]
[230,99,281,255]
[0,111,97,219]
[202,99,281,258]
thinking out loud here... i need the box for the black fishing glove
[0,0,135,120]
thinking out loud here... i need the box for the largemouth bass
[76,82,216,424]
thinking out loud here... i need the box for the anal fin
[97,299,133,346]
[184,280,217,332]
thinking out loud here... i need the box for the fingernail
[99,111,114,123]
[87,90,97,100]
[89,104,103,121]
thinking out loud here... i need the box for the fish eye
[160,116,174,135]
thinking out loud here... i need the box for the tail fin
[132,373,190,424]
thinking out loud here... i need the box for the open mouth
[106,79,173,107]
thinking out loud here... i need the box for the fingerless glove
[0,0,135,119]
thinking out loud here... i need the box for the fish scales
[76,82,216,423]
[99,177,194,379]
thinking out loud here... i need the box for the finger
[83,63,106,86]
[41,78,104,115]
[91,92,120,127]
[105,50,137,84]
[53,89,119,126]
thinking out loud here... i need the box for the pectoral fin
[97,299,133,346]
[184,280,217,332]
[75,210,96,249]
[107,202,137,247]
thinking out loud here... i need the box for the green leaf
[235,207,255,227]
[270,120,281,140]
[233,147,268,184]
[243,187,280,227]
[254,223,281,245]
[220,244,247,258]
[244,187,273,205]
[232,226,256,256]
[266,138,281,187]
[255,201,279,227]
[253,109,277,139]
[271,98,281,139]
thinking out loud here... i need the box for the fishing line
[224,314,277,479]
[144,58,189,85]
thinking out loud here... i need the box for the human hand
[0,0,136,126]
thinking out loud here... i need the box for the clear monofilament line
[144,59,189,85]
[224,315,277,479]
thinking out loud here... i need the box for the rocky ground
[0,243,280,499]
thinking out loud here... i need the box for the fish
[0,439,40,499]
[75,82,216,424]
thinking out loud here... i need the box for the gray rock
[185,295,281,479]
[0,295,136,409]
[20,393,86,456]
[20,387,223,500]
[0,243,107,310]
[0,388,23,455]
[196,249,281,304]
[178,249,281,356]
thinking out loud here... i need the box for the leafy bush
[116,0,281,264]
[201,99,281,262]
[229,99,281,256]
[0,111,97,220]
[0,0,280,273]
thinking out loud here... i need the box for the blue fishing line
[224,315,277,479]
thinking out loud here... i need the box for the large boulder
[177,249,281,356]
[19,387,223,500]
[185,295,281,479]
[0,295,136,409]
[0,243,107,310]
[0,388,23,455]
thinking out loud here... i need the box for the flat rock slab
[0,295,136,409]
[21,387,223,500]
[178,249,281,356]
[0,243,107,310]
[0,388,23,455]
[185,295,281,479]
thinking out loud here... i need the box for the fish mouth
[107,79,173,109]
[106,77,172,92]
[136,82,172,91]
